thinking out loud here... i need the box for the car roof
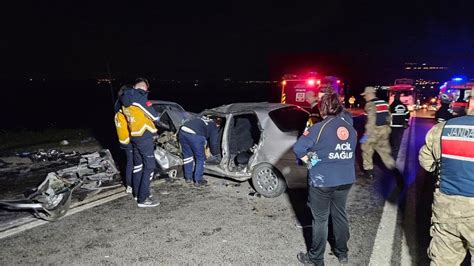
[149,100,183,106]
[203,102,299,115]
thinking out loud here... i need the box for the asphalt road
[3,111,465,265]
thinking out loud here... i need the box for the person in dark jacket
[389,92,410,160]
[293,91,357,265]
[179,116,221,186]
[120,78,161,208]
[435,94,453,123]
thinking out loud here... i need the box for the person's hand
[360,134,368,144]
[300,155,309,164]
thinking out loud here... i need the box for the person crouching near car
[120,78,162,208]
[114,85,134,194]
[178,116,221,187]
[293,91,357,266]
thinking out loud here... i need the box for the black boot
[364,169,374,180]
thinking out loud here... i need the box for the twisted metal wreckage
[0,150,119,221]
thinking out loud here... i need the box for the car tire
[167,167,183,179]
[251,163,287,198]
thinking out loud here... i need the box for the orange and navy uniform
[119,89,160,137]
[114,100,131,146]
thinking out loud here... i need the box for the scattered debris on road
[0,149,120,221]
[16,149,80,163]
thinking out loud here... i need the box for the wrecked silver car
[0,150,119,221]
[155,102,309,197]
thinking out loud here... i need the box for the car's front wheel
[251,163,287,198]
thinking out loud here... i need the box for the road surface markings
[369,117,413,265]
[0,188,127,240]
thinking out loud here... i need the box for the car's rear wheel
[251,163,287,198]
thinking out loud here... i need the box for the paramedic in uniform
[389,92,410,160]
[419,89,474,265]
[120,78,161,208]
[114,85,134,194]
[293,91,357,265]
[178,116,221,187]
[360,86,402,186]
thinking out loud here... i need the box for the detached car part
[0,150,119,221]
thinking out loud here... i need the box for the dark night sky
[1,0,473,80]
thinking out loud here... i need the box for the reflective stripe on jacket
[114,110,130,145]
[440,115,474,197]
[390,101,409,127]
[119,89,160,137]
[372,98,390,126]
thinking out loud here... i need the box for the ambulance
[388,78,416,111]
[439,77,474,114]
[280,72,344,109]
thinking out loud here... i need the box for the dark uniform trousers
[131,132,156,203]
[121,144,134,188]
[178,131,206,182]
[390,127,405,161]
[307,183,352,265]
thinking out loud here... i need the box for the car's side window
[269,107,309,133]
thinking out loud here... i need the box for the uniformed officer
[178,116,221,187]
[304,90,322,131]
[389,92,410,160]
[294,92,357,265]
[360,86,402,186]
[120,78,161,207]
[419,88,474,265]
[435,94,453,123]
[114,85,133,194]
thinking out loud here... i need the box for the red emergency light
[307,79,315,86]
[336,80,341,84]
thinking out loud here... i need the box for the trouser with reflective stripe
[131,132,155,203]
[120,144,133,188]
[178,131,206,182]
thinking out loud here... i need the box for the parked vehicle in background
[439,77,474,115]
[280,72,344,110]
[388,78,416,111]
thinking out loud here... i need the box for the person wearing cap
[435,94,454,123]
[360,87,403,185]
[389,92,410,160]
[418,88,474,265]
[120,77,161,208]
